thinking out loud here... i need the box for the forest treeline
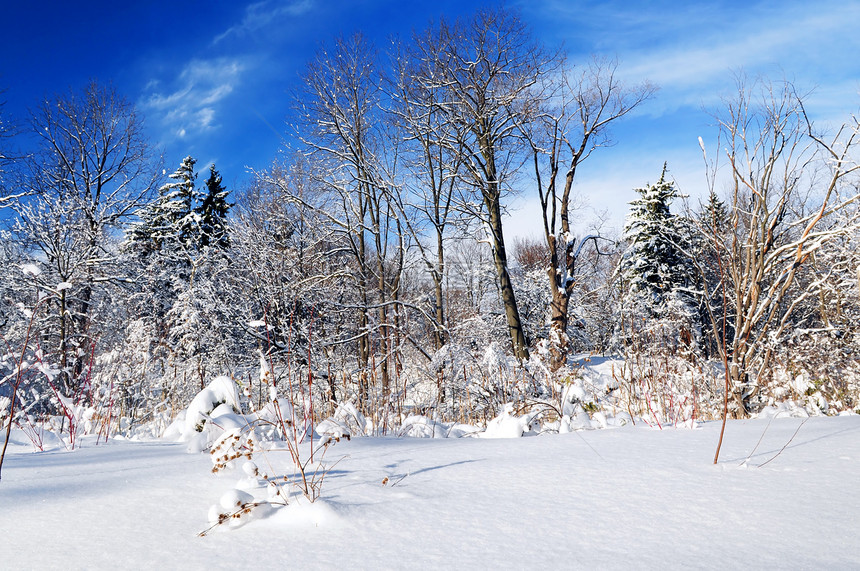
[1,7,859,441]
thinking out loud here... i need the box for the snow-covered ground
[2,416,859,569]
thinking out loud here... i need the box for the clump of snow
[316,401,371,439]
[568,406,597,431]
[315,416,352,440]
[792,372,811,396]
[756,400,811,419]
[183,376,241,434]
[241,460,259,477]
[20,263,41,277]
[206,487,273,531]
[219,487,254,511]
[162,376,246,452]
[481,403,537,438]
[560,377,598,417]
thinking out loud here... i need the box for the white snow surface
[2,416,859,569]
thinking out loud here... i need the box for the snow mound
[755,400,812,419]
[481,404,537,438]
[398,415,479,438]
[162,376,247,452]
[316,402,371,439]
[268,499,340,528]
[206,487,274,531]
[184,376,241,434]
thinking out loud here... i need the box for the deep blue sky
[3,0,860,234]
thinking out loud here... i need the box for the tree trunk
[357,282,371,408]
[378,303,390,399]
[58,289,70,394]
[547,276,571,371]
[486,190,529,361]
[433,227,446,350]
[73,283,93,392]
[729,341,752,418]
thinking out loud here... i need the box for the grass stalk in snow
[1,296,51,481]
[758,418,808,468]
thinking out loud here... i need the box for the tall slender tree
[523,56,654,370]
[292,33,402,402]
[409,7,551,361]
[389,35,467,352]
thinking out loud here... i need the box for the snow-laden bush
[316,401,370,440]
[480,403,539,438]
[168,373,346,535]
[184,376,242,433]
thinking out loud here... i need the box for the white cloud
[141,58,244,142]
[503,0,860,237]
[213,0,314,44]
[197,108,216,129]
[538,1,860,120]
[623,12,849,86]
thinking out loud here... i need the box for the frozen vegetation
[4,368,860,568]
[2,6,860,569]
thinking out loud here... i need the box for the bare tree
[523,56,655,371]
[0,92,23,208]
[227,162,353,405]
[388,31,471,352]
[13,82,159,397]
[701,77,860,424]
[408,7,553,361]
[291,34,403,404]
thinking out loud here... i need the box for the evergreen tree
[196,164,231,250]
[124,156,202,368]
[618,165,699,328]
[700,190,729,234]
[128,156,201,255]
[121,157,236,400]
[695,190,733,356]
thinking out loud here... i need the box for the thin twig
[740,415,775,466]
[757,418,808,468]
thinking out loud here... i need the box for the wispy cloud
[213,0,314,44]
[625,8,856,83]
[141,58,244,141]
[534,1,860,119]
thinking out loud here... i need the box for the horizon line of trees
[1,7,859,438]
